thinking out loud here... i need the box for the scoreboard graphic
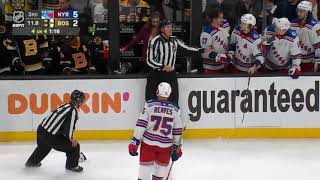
[12,10,80,35]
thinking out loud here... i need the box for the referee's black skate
[66,166,83,172]
[25,161,42,167]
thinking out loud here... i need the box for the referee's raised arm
[145,19,207,104]
[175,38,201,52]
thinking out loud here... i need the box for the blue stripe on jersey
[235,58,253,68]
[264,59,291,70]
[291,18,318,28]
[147,99,180,110]
[233,29,255,43]
[143,131,172,144]
[314,42,320,49]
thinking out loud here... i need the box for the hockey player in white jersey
[291,1,320,72]
[229,14,265,74]
[261,18,302,79]
[129,82,183,180]
[200,6,231,74]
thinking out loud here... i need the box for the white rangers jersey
[230,25,265,72]
[262,24,301,70]
[200,20,230,70]
[133,99,183,148]
[291,17,320,62]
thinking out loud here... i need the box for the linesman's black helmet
[160,19,173,28]
[71,90,85,105]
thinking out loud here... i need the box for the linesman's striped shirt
[40,103,78,139]
[147,35,201,70]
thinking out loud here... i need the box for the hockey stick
[165,158,174,180]
[241,76,251,125]
[165,114,190,180]
[13,38,25,76]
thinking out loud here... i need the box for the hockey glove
[88,66,96,74]
[198,48,206,54]
[313,57,320,63]
[260,41,271,54]
[171,145,183,162]
[12,58,24,72]
[248,65,258,75]
[128,137,140,156]
[63,67,72,75]
[216,53,228,64]
[42,59,52,71]
[313,57,320,72]
[79,152,87,162]
[227,51,235,60]
[288,66,301,79]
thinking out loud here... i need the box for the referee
[146,19,205,104]
[25,90,85,172]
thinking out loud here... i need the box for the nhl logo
[13,11,24,24]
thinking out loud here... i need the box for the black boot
[66,166,83,172]
[25,161,42,167]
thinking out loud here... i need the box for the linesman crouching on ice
[25,90,86,172]
[129,82,183,180]
[261,18,302,79]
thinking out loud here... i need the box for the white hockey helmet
[297,1,312,12]
[275,18,291,31]
[241,14,256,26]
[157,82,172,98]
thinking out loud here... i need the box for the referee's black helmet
[160,19,173,28]
[71,90,85,104]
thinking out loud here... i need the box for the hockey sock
[138,163,153,180]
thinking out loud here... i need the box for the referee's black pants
[145,70,179,104]
[26,126,80,169]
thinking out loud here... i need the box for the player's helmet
[275,18,291,31]
[241,14,256,26]
[297,1,312,12]
[157,82,172,98]
[71,90,85,104]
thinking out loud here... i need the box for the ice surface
[1,139,320,180]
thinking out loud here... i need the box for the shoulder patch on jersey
[250,31,260,41]
[203,23,214,33]
[266,24,276,32]
[308,18,318,26]
[167,102,180,110]
[234,24,241,31]
[286,29,298,38]
[222,19,230,27]
[147,99,160,104]
[291,18,300,24]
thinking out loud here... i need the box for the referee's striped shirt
[146,35,201,70]
[40,103,78,139]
